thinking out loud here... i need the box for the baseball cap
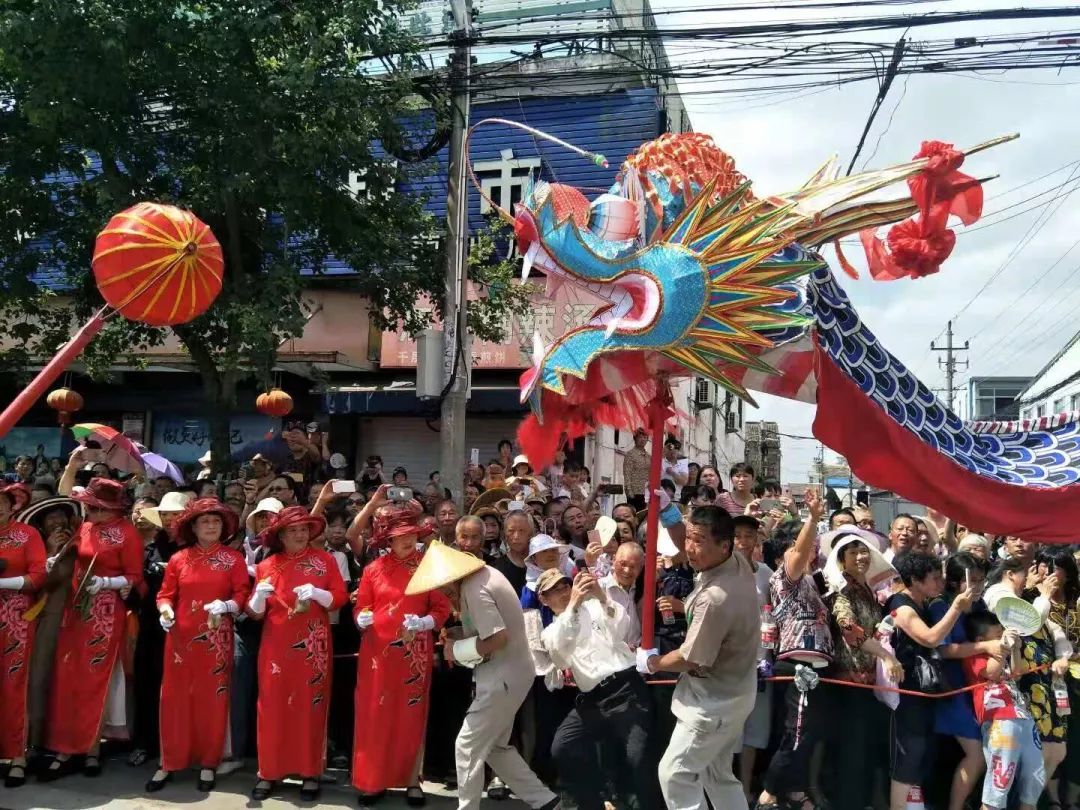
[536,568,572,595]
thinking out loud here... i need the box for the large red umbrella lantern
[0,202,224,438]
[92,202,224,326]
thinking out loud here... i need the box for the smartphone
[964,568,971,591]
[587,529,601,547]
[759,498,781,513]
[574,557,590,573]
[306,421,319,434]
[239,463,255,481]
[600,483,624,495]
[387,486,412,503]
[470,448,479,466]
[332,479,357,494]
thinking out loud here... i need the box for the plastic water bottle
[761,604,778,656]
[876,611,896,645]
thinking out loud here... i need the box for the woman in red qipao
[0,484,45,788]
[353,495,452,807]
[41,478,143,781]
[146,498,250,794]
[247,505,347,803]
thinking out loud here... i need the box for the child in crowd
[963,611,1045,810]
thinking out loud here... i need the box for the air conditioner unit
[694,378,714,409]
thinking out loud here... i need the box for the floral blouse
[828,574,883,683]
[1047,597,1080,678]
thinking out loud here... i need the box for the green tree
[0,0,460,470]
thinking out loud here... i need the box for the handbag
[909,648,947,694]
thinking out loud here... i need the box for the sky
[648,0,1080,481]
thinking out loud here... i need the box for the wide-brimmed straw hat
[18,496,81,530]
[258,505,327,548]
[71,478,128,512]
[0,483,32,513]
[470,487,512,515]
[405,540,486,595]
[371,499,429,548]
[172,498,240,547]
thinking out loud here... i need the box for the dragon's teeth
[604,317,621,338]
[521,243,537,282]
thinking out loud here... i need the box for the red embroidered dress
[0,520,45,759]
[351,551,452,793]
[156,543,251,771]
[253,547,347,780]
[46,518,143,754]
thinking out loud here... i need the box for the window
[1072,393,1080,412]
[1036,403,1047,417]
[1054,397,1068,414]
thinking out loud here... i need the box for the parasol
[132,443,184,485]
[71,423,145,475]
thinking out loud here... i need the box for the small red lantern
[256,389,293,418]
[92,202,224,327]
[46,387,84,426]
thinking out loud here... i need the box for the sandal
[4,764,26,788]
[127,748,149,767]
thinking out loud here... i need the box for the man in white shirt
[661,437,690,498]
[537,568,663,810]
[598,542,644,646]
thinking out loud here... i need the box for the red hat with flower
[0,483,31,514]
[371,499,430,549]
[171,497,240,547]
[258,505,327,551]
[71,478,127,512]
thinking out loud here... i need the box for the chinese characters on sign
[380,285,601,369]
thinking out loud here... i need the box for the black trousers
[132,622,166,755]
[551,669,663,810]
[761,662,834,798]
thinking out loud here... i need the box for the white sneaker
[215,759,244,776]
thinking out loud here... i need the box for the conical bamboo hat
[405,540,486,595]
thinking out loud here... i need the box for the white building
[1017,328,1080,420]
[585,377,746,488]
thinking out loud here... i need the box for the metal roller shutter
[356,416,525,485]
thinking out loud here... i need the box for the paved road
[0,758,528,810]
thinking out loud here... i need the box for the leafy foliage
[0,0,460,463]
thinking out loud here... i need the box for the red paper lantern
[46,387,83,426]
[256,389,293,418]
[92,202,224,326]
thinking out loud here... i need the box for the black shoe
[145,772,171,793]
[357,790,386,807]
[299,779,321,801]
[537,799,562,810]
[37,756,76,783]
[251,779,274,801]
[487,779,510,800]
[4,765,27,788]
[197,769,216,792]
[405,786,426,807]
[82,756,102,778]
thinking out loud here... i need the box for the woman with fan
[0,483,45,788]
[352,496,452,806]
[246,506,347,802]
[41,478,143,782]
[145,498,250,794]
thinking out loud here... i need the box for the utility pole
[846,37,906,175]
[931,319,969,412]
[440,0,473,507]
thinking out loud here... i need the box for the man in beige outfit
[407,542,560,810]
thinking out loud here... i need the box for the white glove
[86,575,106,595]
[356,610,375,630]
[45,555,57,572]
[0,576,24,590]
[293,583,333,609]
[159,604,175,632]
[204,599,238,616]
[403,614,436,633]
[636,647,659,675]
[248,580,275,614]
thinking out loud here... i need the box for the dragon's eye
[588,194,640,242]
